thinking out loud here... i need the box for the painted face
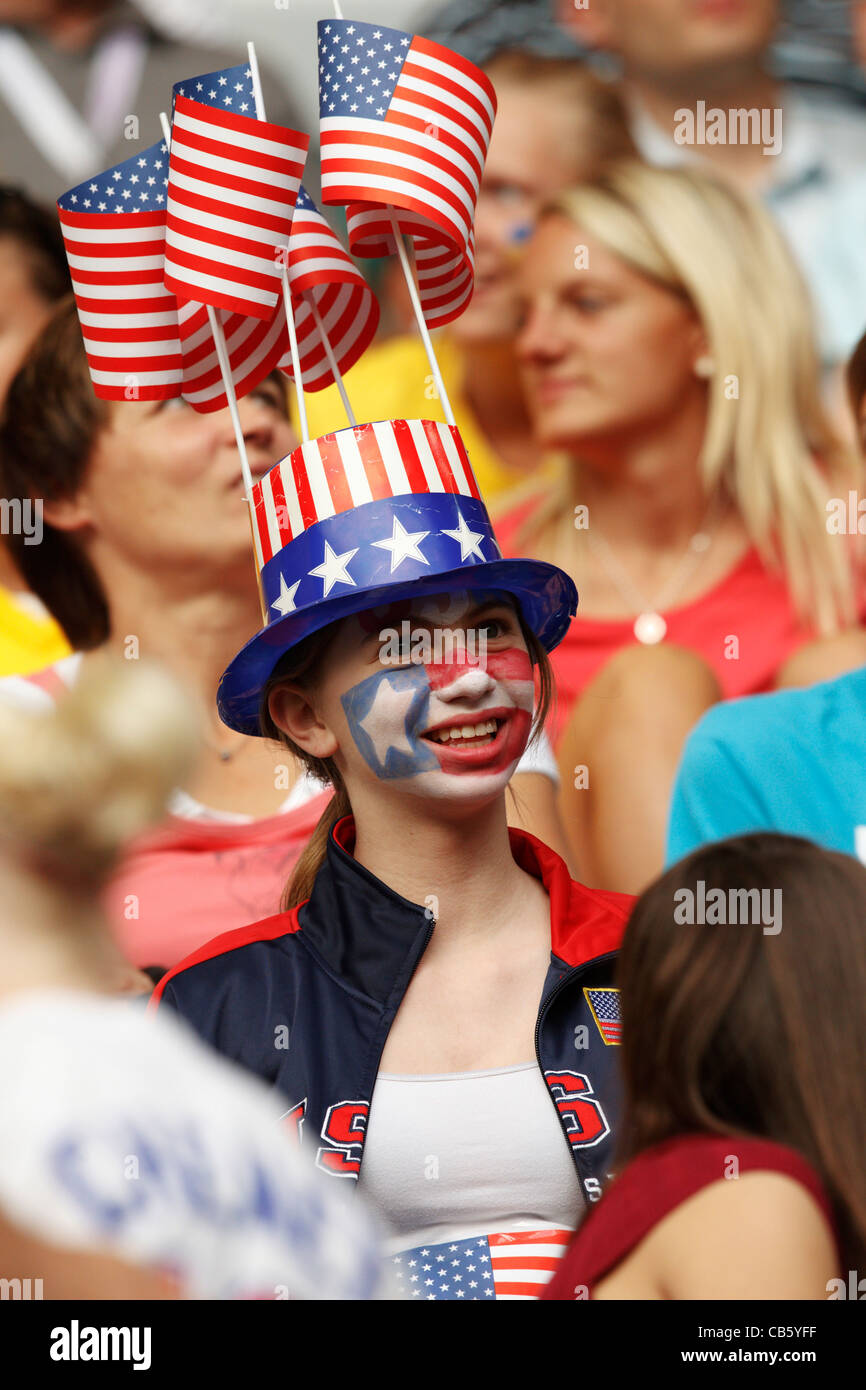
[326,590,536,803]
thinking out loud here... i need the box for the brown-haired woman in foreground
[544,833,865,1299]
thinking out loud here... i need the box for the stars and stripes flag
[317,18,496,329]
[165,64,297,411]
[57,140,184,401]
[164,62,309,319]
[277,184,379,392]
[390,1229,573,1300]
[584,988,622,1046]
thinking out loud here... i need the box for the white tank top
[358,1062,585,1300]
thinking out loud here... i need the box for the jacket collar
[297,816,630,1004]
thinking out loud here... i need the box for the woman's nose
[238,396,277,447]
[435,664,496,701]
[517,305,565,363]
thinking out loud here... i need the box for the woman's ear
[686,314,712,374]
[268,682,338,760]
[40,492,94,534]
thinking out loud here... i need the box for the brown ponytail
[259,622,346,910]
[283,781,351,910]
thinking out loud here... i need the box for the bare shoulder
[646,1170,838,1300]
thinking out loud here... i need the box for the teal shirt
[666,667,866,865]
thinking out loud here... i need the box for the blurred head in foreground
[0,657,198,995]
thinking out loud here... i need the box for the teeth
[430,718,499,743]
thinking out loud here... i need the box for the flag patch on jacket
[584,988,622,1046]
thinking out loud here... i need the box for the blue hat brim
[218,557,577,736]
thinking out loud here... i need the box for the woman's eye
[153,395,189,415]
[377,639,412,665]
[566,292,608,314]
[478,616,512,639]
[253,385,287,414]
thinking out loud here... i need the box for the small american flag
[391,1228,573,1300]
[57,140,183,400]
[164,63,309,319]
[164,64,304,411]
[177,299,287,412]
[278,185,379,392]
[318,18,495,329]
[584,988,622,1046]
[345,207,476,329]
[253,418,480,562]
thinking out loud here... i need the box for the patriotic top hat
[218,419,577,736]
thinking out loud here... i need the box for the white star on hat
[441,512,485,562]
[271,573,301,616]
[372,517,431,574]
[308,541,359,596]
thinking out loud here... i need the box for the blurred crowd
[0,0,865,1306]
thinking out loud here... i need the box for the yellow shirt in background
[300,333,553,506]
[0,587,70,677]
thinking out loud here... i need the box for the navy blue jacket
[152,817,633,1206]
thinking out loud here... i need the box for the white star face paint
[327,591,537,803]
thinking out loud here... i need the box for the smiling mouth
[422,716,504,747]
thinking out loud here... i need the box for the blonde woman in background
[494,160,866,892]
[0,657,388,1300]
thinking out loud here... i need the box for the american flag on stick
[165,64,299,411]
[57,140,183,401]
[318,18,495,329]
[164,62,309,319]
[177,299,288,412]
[277,185,379,392]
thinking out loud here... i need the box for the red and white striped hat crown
[251,418,480,568]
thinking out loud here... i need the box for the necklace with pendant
[583,498,719,645]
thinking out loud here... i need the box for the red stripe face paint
[424,646,533,690]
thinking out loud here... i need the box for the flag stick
[282,269,309,441]
[306,292,356,426]
[387,207,455,427]
[246,40,266,126]
[160,109,267,616]
[246,42,310,442]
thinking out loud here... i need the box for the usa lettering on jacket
[152,818,633,1206]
